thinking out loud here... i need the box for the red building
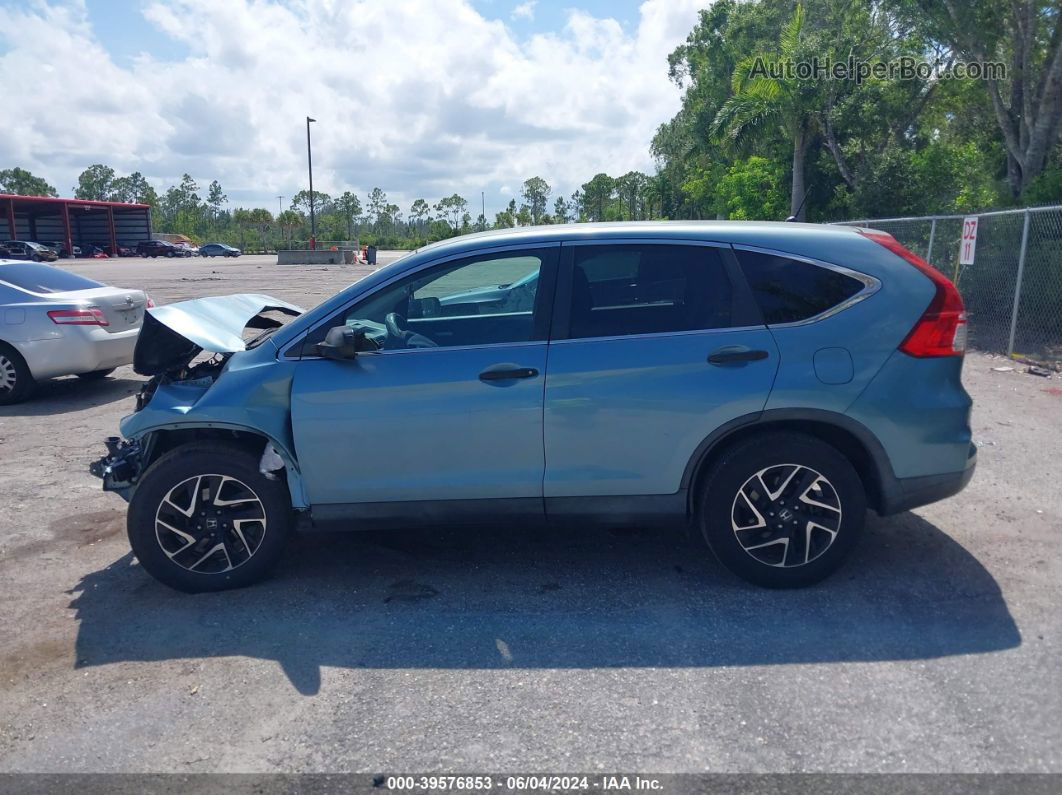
[2,194,152,257]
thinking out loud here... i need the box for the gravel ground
[0,254,1059,773]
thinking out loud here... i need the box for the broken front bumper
[88,436,144,500]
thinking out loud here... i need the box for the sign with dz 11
[959,216,978,265]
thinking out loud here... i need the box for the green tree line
[1,165,667,250]
[654,0,1062,221]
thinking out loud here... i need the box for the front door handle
[707,347,769,365]
[479,363,539,381]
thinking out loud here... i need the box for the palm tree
[277,210,303,245]
[711,4,816,220]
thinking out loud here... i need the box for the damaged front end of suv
[89,294,305,504]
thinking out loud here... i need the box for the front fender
[118,348,308,508]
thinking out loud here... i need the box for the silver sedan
[0,260,149,404]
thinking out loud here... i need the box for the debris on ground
[1027,366,1053,378]
[992,366,1015,372]
[1010,353,1062,373]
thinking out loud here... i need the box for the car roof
[411,220,867,259]
[269,219,912,353]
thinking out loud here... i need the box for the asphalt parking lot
[0,253,1059,773]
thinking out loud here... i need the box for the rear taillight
[860,230,966,357]
[48,307,109,326]
[146,295,155,308]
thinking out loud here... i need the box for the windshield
[0,263,103,293]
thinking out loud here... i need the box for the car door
[543,240,779,500]
[290,244,559,509]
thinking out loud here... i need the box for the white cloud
[512,1,537,21]
[0,0,711,215]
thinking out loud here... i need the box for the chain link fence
[834,205,1062,360]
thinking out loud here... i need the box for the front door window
[308,249,553,352]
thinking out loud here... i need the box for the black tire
[77,367,116,380]
[166,251,175,258]
[698,432,866,588]
[128,442,293,592]
[0,342,36,405]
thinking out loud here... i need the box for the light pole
[276,195,283,215]
[306,116,317,248]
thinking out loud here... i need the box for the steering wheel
[385,311,407,340]
[384,312,438,349]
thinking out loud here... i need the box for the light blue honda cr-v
[90,221,976,592]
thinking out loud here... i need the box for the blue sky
[2,0,709,216]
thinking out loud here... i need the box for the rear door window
[737,250,864,325]
[0,264,103,293]
[564,244,732,339]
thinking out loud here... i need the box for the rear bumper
[16,326,138,380]
[879,442,977,515]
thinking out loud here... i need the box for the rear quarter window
[737,250,864,324]
[0,264,103,293]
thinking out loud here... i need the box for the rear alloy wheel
[0,343,36,405]
[731,464,842,567]
[700,432,865,588]
[128,442,292,592]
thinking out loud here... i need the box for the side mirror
[316,325,376,360]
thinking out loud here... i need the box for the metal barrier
[287,239,360,251]
[834,205,1062,359]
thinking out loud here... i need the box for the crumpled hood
[133,293,303,376]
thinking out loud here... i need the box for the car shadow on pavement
[68,511,1020,695]
[0,375,142,416]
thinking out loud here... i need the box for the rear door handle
[479,364,539,381]
[707,347,769,364]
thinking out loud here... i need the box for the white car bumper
[14,325,139,380]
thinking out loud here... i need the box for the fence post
[926,218,937,263]
[1006,209,1031,356]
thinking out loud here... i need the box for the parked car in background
[199,243,242,257]
[1,241,59,262]
[175,242,199,257]
[92,242,135,258]
[36,241,82,258]
[0,260,150,404]
[136,240,181,258]
[90,221,975,593]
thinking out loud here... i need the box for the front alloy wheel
[155,474,268,573]
[128,441,292,592]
